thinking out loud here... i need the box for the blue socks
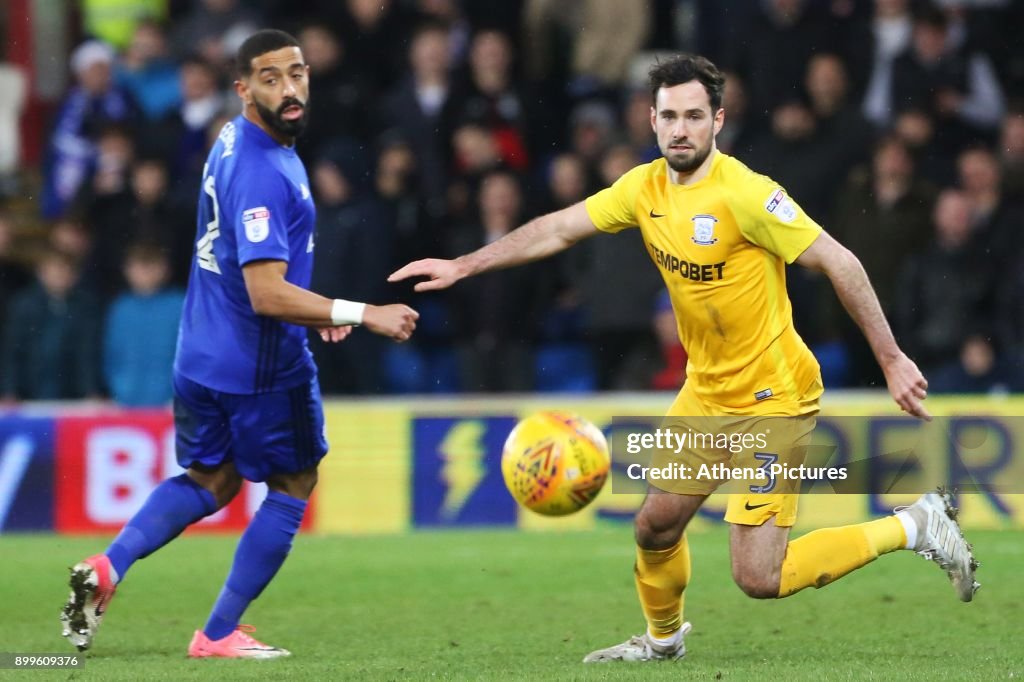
[103,477,307,642]
[203,490,307,641]
[105,474,218,581]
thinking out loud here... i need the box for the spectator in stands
[334,0,414,92]
[716,70,757,158]
[310,141,393,394]
[0,63,27,198]
[895,188,992,374]
[413,0,471,64]
[523,0,650,98]
[928,333,1022,394]
[805,53,873,184]
[373,134,458,393]
[858,0,915,126]
[536,153,590,351]
[888,6,1005,147]
[42,40,138,219]
[957,146,1021,265]
[49,217,99,293]
[1000,112,1024,203]
[832,135,936,386]
[568,99,616,177]
[833,136,937,316]
[81,124,135,203]
[0,212,31,330]
[103,243,183,406]
[297,23,371,153]
[87,156,193,295]
[650,289,687,391]
[381,22,460,207]
[375,135,442,266]
[447,119,503,222]
[997,246,1024,377]
[725,0,835,115]
[544,153,589,212]
[151,55,225,198]
[19,0,1024,398]
[746,97,843,347]
[893,107,958,186]
[452,29,535,170]
[170,0,262,67]
[745,99,830,219]
[579,144,663,390]
[622,89,660,162]
[447,170,543,391]
[0,248,101,401]
[81,0,166,51]
[116,19,181,121]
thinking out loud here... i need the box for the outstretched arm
[242,260,419,342]
[389,201,600,291]
[794,231,931,420]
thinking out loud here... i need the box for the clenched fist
[363,304,419,342]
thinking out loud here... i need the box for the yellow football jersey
[585,152,823,413]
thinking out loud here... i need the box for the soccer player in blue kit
[60,30,419,658]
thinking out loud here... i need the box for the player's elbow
[247,287,279,318]
[822,242,862,279]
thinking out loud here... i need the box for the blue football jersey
[174,116,317,394]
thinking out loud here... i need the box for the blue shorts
[173,373,328,483]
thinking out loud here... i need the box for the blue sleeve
[227,165,292,265]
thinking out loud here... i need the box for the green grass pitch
[2,526,1021,680]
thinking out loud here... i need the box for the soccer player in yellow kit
[390,54,979,663]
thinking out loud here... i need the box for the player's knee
[188,465,242,509]
[267,467,318,500]
[634,510,684,550]
[732,568,779,599]
[212,473,243,510]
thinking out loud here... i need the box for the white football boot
[583,622,692,663]
[897,489,980,602]
[60,554,117,650]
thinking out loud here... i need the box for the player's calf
[729,518,788,598]
[634,490,704,550]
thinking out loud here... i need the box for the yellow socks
[634,536,691,637]
[635,518,908,617]
[778,516,907,597]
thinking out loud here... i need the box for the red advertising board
[54,413,313,533]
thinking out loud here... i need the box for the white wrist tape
[331,299,366,326]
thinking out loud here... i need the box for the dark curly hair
[648,54,725,111]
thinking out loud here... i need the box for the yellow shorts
[656,381,821,528]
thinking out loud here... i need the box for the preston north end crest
[691,214,718,245]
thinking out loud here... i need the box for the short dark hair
[236,29,302,77]
[124,241,168,266]
[914,5,948,30]
[648,54,725,111]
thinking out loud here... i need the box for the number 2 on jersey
[196,165,222,274]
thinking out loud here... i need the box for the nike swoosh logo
[649,209,666,218]
[744,501,770,511]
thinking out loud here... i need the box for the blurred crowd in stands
[1,0,1024,404]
